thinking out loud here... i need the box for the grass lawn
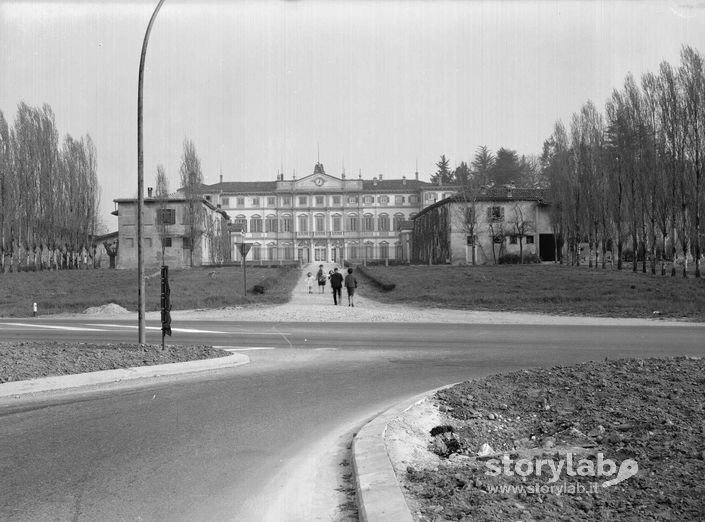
[357,263,705,321]
[0,265,301,317]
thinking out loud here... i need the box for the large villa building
[194,163,455,264]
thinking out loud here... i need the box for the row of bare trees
[0,102,100,270]
[542,45,705,277]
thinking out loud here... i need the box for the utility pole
[137,0,166,344]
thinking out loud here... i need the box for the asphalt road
[1,318,704,521]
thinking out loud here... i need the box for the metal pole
[137,0,166,344]
[243,256,247,295]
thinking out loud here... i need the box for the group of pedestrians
[305,264,358,306]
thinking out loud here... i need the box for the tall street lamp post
[137,0,166,344]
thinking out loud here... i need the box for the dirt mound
[83,303,131,315]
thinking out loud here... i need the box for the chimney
[220,174,223,184]
[147,187,153,198]
[402,176,406,185]
[373,176,378,186]
[415,171,419,181]
[378,174,383,181]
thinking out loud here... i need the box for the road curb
[0,352,250,399]
[352,385,459,521]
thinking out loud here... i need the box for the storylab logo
[485,452,639,489]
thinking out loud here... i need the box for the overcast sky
[2,0,705,230]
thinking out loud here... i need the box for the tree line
[542,45,705,277]
[0,102,101,271]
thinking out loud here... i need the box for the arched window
[380,241,389,259]
[265,215,278,233]
[363,213,374,232]
[314,213,326,232]
[298,214,309,233]
[250,215,263,233]
[378,213,390,232]
[280,214,292,232]
[332,213,342,232]
[346,213,358,232]
[234,215,247,233]
[393,213,405,231]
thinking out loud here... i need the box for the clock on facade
[314,177,324,186]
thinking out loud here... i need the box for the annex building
[195,163,455,264]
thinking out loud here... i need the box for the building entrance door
[297,247,310,264]
[314,247,326,262]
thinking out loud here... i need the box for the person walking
[344,267,357,307]
[316,264,327,294]
[329,267,344,305]
[305,272,315,294]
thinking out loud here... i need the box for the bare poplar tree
[179,138,204,267]
[155,164,170,265]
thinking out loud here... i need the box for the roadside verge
[0,352,250,399]
[353,391,444,522]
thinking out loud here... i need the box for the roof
[413,187,550,219]
[112,197,231,220]
[200,181,278,193]
[361,179,433,191]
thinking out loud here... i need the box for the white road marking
[0,322,108,332]
[88,324,229,334]
[216,346,276,351]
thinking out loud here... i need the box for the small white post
[33,302,37,317]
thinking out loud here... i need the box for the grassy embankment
[357,263,705,321]
[0,265,301,317]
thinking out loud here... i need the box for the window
[332,196,341,205]
[221,197,230,207]
[487,206,505,222]
[267,196,276,206]
[267,244,277,260]
[348,245,358,259]
[183,237,191,249]
[252,197,260,207]
[158,208,176,225]
[393,213,404,231]
[409,195,419,204]
[315,215,325,232]
[237,197,245,207]
[298,215,308,232]
[425,193,436,201]
[266,215,278,233]
[315,196,324,206]
[379,195,389,205]
[346,214,358,232]
[378,214,390,232]
[298,196,308,206]
[363,214,374,232]
[466,235,475,246]
[380,242,389,259]
[332,215,342,232]
[347,195,358,204]
[509,235,518,245]
[252,245,261,261]
[234,215,247,232]
[205,195,212,201]
[282,196,291,206]
[526,235,535,244]
[280,215,292,232]
[250,215,263,233]
[363,196,374,204]
[163,237,172,248]
[395,195,405,205]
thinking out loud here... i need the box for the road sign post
[160,265,172,349]
[237,243,252,295]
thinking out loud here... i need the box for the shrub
[498,253,541,264]
[356,265,396,291]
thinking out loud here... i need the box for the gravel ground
[0,342,226,383]
[393,357,705,521]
